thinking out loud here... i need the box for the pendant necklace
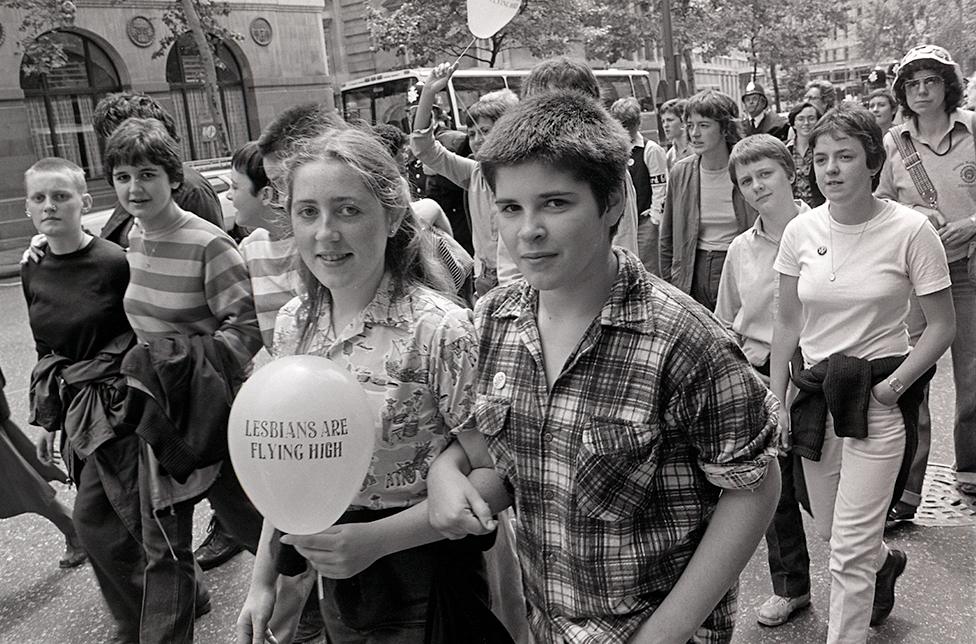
[827,216,871,282]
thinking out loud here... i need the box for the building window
[165,33,252,159]
[19,30,123,179]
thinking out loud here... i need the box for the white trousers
[802,395,905,644]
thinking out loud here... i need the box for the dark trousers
[764,451,811,597]
[206,459,262,553]
[690,249,727,312]
[73,435,144,642]
[138,470,198,644]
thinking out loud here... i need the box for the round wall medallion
[127,16,155,48]
[250,17,272,46]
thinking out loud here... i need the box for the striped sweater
[124,211,262,369]
[238,228,302,352]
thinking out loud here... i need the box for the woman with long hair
[771,104,955,642]
[237,128,506,644]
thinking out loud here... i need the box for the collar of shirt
[490,248,656,335]
[905,108,974,144]
[749,199,809,244]
[753,110,768,128]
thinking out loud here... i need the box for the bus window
[342,87,373,125]
[451,75,507,123]
[632,75,656,112]
[373,78,417,131]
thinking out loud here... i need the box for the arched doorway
[166,33,252,159]
[19,30,123,180]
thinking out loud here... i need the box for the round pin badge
[493,372,507,391]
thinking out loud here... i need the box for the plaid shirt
[468,249,778,644]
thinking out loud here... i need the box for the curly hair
[93,92,180,143]
[893,60,964,119]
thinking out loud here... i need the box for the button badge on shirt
[493,371,507,391]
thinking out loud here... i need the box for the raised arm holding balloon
[235,128,511,644]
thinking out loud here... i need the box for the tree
[3,0,240,154]
[580,0,657,65]
[365,0,582,68]
[855,0,976,72]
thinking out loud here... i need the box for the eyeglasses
[904,76,944,93]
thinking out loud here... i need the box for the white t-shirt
[773,200,950,365]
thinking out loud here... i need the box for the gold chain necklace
[827,216,871,282]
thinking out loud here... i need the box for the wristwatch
[886,376,905,395]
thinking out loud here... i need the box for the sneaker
[871,549,907,626]
[59,538,88,569]
[757,592,811,626]
[194,515,245,571]
[885,502,916,530]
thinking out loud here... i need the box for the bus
[339,66,660,142]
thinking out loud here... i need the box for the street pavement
[1,275,973,643]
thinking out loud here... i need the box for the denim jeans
[636,216,660,277]
[690,249,727,312]
[947,259,976,483]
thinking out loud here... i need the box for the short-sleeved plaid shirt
[467,249,779,644]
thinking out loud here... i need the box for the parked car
[81,158,236,236]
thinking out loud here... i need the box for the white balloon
[228,355,375,535]
[467,0,522,39]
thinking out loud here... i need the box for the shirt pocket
[574,416,661,522]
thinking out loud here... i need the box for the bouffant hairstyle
[93,92,180,144]
[893,60,964,118]
[728,134,795,186]
[521,57,600,100]
[685,90,742,152]
[809,104,886,191]
[104,118,184,186]
[477,90,630,233]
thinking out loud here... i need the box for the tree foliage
[1,0,77,74]
[855,0,976,71]
[366,0,581,67]
[579,0,656,65]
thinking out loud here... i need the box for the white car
[81,158,237,236]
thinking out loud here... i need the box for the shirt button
[542,432,554,443]
[543,489,555,501]
[544,550,558,562]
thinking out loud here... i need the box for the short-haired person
[660,98,692,168]
[659,89,757,311]
[495,56,642,287]
[803,80,837,114]
[771,104,955,641]
[865,89,897,132]
[105,118,264,643]
[610,96,668,275]
[787,101,826,207]
[876,45,976,513]
[715,135,814,627]
[427,90,781,644]
[411,63,518,297]
[20,157,146,636]
[741,81,789,141]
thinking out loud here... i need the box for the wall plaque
[250,18,272,46]
[127,16,155,48]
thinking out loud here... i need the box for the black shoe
[194,516,245,571]
[884,502,916,531]
[871,549,907,626]
[195,590,212,619]
[59,538,88,569]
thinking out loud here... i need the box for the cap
[897,45,958,77]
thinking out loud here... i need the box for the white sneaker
[757,592,811,626]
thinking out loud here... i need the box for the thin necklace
[920,129,953,157]
[827,215,871,282]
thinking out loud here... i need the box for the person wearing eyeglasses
[787,101,826,207]
[803,80,837,114]
[876,45,976,520]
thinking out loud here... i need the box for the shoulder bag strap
[890,123,939,211]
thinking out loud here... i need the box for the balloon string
[452,37,477,68]
[317,574,324,601]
